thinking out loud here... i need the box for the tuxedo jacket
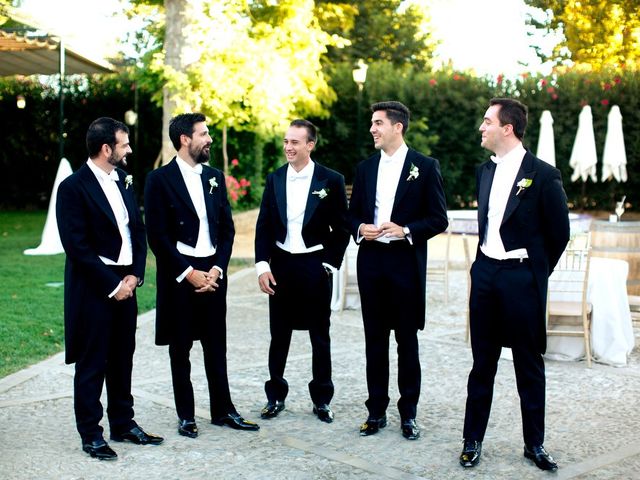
[56,162,147,364]
[476,150,570,351]
[255,162,350,270]
[144,158,234,345]
[348,148,449,329]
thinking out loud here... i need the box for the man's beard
[108,151,127,167]
[191,145,210,164]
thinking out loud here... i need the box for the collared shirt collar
[87,158,119,181]
[490,143,526,165]
[176,154,203,175]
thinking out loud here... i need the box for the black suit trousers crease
[463,253,546,446]
[167,255,234,421]
[74,270,138,443]
[265,248,333,405]
[357,241,422,421]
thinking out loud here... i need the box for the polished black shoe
[110,426,164,445]
[359,415,387,436]
[524,444,558,471]
[212,412,260,431]
[312,404,334,423]
[261,400,285,419]
[82,440,117,460]
[178,419,198,438]
[459,440,482,468]
[401,419,420,440]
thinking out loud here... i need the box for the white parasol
[536,110,556,166]
[601,105,628,182]
[569,105,598,182]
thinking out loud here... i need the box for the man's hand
[258,271,276,295]
[379,222,404,239]
[114,282,134,301]
[194,267,221,293]
[123,274,139,290]
[186,269,213,293]
[359,223,383,241]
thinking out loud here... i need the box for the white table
[545,257,635,366]
[446,210,592,235]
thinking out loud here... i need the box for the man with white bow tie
[145,113,259,439]
[255,119,350,423]
[57,117,163,460]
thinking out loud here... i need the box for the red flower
[546,86,555,93]
[540,79,548,86]
[497,74,504,85]
[614,77,621,84]
[429,78,437,86]
[603,83,612,90]
[453,74,461,81]
[601,99,610,106]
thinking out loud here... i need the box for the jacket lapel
[165,158,198,216]
[273,166,288,228]
[114,169,136,221]
[200,167,219,226]
[365,154,381,220]
[391,150,414,215]
[502,152,537,225]
[477,161,496,241]
[303,165,328,226]
[79,163,117,227]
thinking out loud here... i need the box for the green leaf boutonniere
[312,188,329,199]
[124,175,133,190]
[516,178,533,196]
[407,163,419,181]
[209,177,218,194]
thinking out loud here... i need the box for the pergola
[0,29,114,157]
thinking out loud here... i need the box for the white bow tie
[288,173,309,182]
[108,170,119,181]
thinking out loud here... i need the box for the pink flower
[547,86,555,93]
[231,158,239,167]
[497,74,504,85]
[540,79,548,86]
[614,77,621,84]
[429,78,437,86]
[603,83,612,90]
[601,99,609,106]
[552,93,559,100]
[453,74,461,81]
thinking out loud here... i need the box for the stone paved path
[1,265,639,479]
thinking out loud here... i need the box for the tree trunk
[222,124,229,175]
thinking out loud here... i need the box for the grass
[0,211,251,378]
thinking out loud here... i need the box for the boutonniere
[407,163,419,181]
[516,178,533,196]
[124,175,133,190]
[208,177,218,194]
[312,188,329,199]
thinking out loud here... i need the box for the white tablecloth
[545,257,635,366]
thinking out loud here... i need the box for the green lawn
[0,210,249,378]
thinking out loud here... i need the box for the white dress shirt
[480,143,529,260]
[174,155,221,282]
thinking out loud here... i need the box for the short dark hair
[86,117,129,158]
[489,98,528,140]
[371,101,410,135]
[169,113,207,150]
[289,119,317,143]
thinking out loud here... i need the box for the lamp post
[352,59,368,159]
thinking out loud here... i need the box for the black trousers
[74,265,137,443]
[463,252,546,446]
[265,248,333,405]
[357,240,422,421]
[168,255,234,421]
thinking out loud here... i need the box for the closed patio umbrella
[569,105,598,182]
[536,110,556,166]
[601,105,628,183]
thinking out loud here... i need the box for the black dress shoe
[212,412,260,431]
[261,400,285,419]
[459,439,482,468]
[401,419,420,440]
[524,444,558,471]
[111,426,164,445]
[178,419,198,438]
[312,404,334,423]
[359,415,387,436]
[82,440,117,460]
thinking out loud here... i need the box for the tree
[526,0,640,71]
[316,0,437,68]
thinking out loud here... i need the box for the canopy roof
[0,29,113,76]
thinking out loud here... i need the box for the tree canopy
[526,0,640,71]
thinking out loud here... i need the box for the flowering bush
[225,158,251,208]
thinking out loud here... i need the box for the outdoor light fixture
[352,59,368,91]
[124,109,138,126]
[16,95,26,109]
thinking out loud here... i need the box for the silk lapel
[365,154,381,220]
[200,167,219,226]
[79,163,118,227]
[165,159,198,216]
[303,165,328,226]
[273,166,288,228]
[391,150,414,215]
[477,161,496,239]
[114,169,136,221]
[502,152,537,226]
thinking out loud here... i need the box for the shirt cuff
[322,262,338,274]
[213,265,224,279]
[356,223,365,244]
[177,266,193,283]
[108,281,123,298]
[255,261,271,277]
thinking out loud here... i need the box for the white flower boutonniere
[124,175,133,190]
[209,177,218,194]
[516,178,533,196]
[312,188,329,199]
[407,163,419,181]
